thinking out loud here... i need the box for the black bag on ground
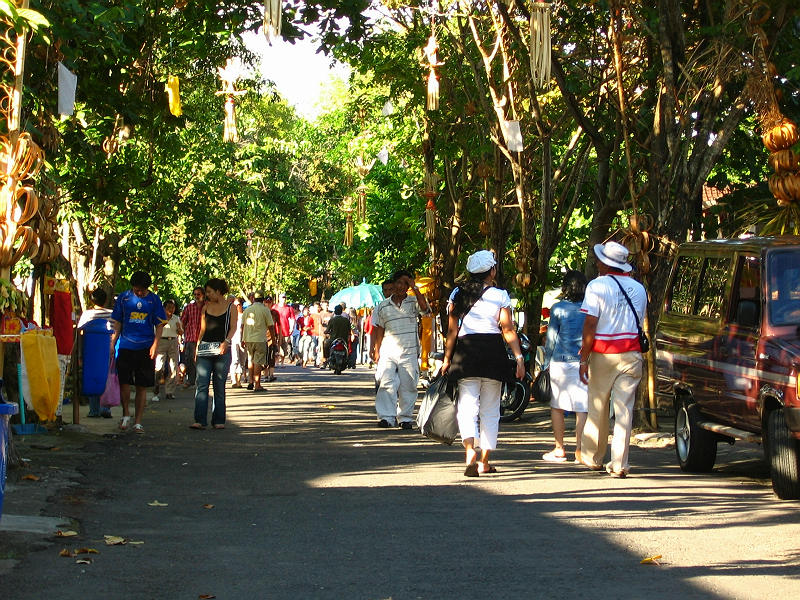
[417,374,459,445]
[532,369,551,404]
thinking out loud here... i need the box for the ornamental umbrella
[328,279,385,309]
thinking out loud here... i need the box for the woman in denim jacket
[542,271,589,463]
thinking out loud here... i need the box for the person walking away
[191,278,238,429]
[181,286,205,387]
[110,271,167,434]
[78,288,113,418]
[240,291,274,392]
[370,270,431,429]
[441,251,524,476]
[229,297,247,388]
[541,271,589,464]
[347,308,360,368]
[264,296,280,382]
[153,299,183,402]
[316,300,332,367]
[298,306,316,367]
[275,293,293,365]
[578,241,647,478]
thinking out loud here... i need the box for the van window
[695,257,730,319]
[767,249,800,326]
[729,255,761,328]
[667,255,701,314]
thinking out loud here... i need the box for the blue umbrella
[329,279,385,309]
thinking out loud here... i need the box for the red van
[655,237,800,498]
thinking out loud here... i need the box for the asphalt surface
[2,364,800,599]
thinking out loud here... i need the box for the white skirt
[549,360,588,413]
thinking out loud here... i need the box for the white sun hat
[593,241,633,273]
[466,250,497,274]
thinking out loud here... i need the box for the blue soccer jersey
[111,289,167,350]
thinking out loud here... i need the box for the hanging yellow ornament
[529,2,552,89]
[263,0,282,45]
[216,59,246,143]
[166,75,182,117]
[423,33,443,111]
[425,198,436,243]
[344,210,354,247]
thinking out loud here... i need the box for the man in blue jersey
[110,271,167,434]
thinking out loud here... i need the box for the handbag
[610,276,650,353]
[100,359,120,407]
[417,373,460,445]
[196,304,232,357]
[532,368,551,403]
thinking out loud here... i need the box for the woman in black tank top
[191,278,238,430]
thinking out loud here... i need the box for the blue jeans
[87,395,111,417]
[194,352,232,426]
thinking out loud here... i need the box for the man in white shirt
[578,241,647,477]
[370,270,430,429]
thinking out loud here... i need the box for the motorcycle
[329,338,349,375]
[499,330,534,422]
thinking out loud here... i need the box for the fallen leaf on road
[104,535,126,545]
[56,530,78,537]
[203,504,214,509]
[148,500,168,507]
[640,554,662,565]
[128,540,144,545]
[324,405,335,409]
[59,549,73,557]
[22,474,40,481]
[198,595,216,599]
[76,548,99,554]
[75,558,92,565]
[50,447,61,451]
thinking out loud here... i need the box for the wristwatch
[224,338,232,344]
[515,355,524,360]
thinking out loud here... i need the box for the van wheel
[675,400,717,472]
[766,408,800,500]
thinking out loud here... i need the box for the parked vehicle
[329,338,349,375]
[655,236,800,498]
[499,330,534,422]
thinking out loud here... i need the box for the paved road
[2,365,800,599]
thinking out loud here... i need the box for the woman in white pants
[441,250,525,477]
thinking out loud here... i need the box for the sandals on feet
[464,462,479,477]
[189,423,205,430]
[119,416,131,431]
[213,424,225,429]
[132,423,144,434]
[605,463,628,478]
[477,463,497,474]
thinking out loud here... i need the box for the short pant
[244,341,267,366]
[116,347,155,388]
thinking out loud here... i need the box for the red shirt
[182,300,204,342]
[298,315,315,336]
[275,303,293,337]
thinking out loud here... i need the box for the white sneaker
[151,395,160,403]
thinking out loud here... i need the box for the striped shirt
[372,295,427,358]
[181,300,204,342]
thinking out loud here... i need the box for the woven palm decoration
[529,2,551,89]
[423,33,441,111]
[264,0,282,44]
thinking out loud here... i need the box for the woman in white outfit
[541,270,589,464]
[441,250,525,477]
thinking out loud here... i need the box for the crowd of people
[80,274,369,433]
[81,240,647,480]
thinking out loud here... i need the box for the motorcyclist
[324,305,351,366]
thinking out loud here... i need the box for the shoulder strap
[457,285,492,336]
[609,276,641,329]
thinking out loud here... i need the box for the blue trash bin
[0,401,19,523]
[81,318,113,396]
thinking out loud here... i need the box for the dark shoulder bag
[610,276,649,353]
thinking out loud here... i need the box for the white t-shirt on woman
[447,286,511,336]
